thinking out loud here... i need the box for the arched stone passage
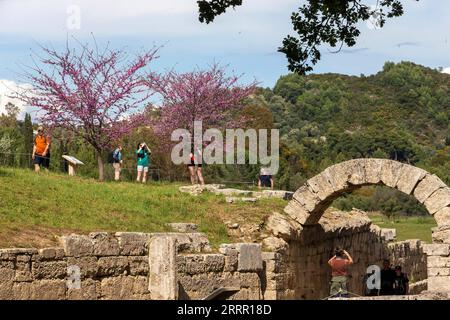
[283,158,450,242]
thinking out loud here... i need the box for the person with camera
[328,248,353,298]
[136,142,151,183]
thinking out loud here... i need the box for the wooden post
[62,155,84,176]
[68,163,76,176]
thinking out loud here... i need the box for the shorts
[260,175,272,187]
[34,153,50,169]
[187,159,202,168]
[137,165,149,172]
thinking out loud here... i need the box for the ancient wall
[262,209,428,300]
[0,231,264,300]
[0,212,443,300]
[176,243,263,300]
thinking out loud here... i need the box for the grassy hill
[0,166,437,248]
[0,167,286,248]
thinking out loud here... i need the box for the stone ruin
[0,158,449,300]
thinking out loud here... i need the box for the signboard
[62,155,84,165]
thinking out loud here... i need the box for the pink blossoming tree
[149,64,257,140]
[16,42,159,181]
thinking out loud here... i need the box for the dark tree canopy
[197,0,418,74]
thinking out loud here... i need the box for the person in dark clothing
[380,259,395,295]
[393,265,409,295]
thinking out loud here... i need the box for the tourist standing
[31,126,51,172]
[258,167,274,190]
[328,248,353,298]
[393,265,409,295]
[112,145,123,181]
[136,142,151,183]
[380,259,395,295]
[187,145,204,185]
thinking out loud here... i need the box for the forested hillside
[249,61,449,190]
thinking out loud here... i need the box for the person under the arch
[328,248,353,298]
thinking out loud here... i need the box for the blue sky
[1,0,450,116]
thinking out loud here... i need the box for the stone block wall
[0,232,151,300]
[262,210,428,300]
[0,232,264,300]
[424,243,450,292]
[177,243,263,300]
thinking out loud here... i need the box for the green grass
[368,213,437,243]
[0,167,286,248]
[0,167,438,248]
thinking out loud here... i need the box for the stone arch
[283,158,450,243]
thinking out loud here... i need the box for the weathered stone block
[427,256,450,268]
[148,235,178,300]
[67,256,98,278]
[12,282,32,299]
[428,268,450,277]
[115,232,149,256]
[101,276,149,300]
[238,244,263,272]
[293,186,321,212]
[31,280,66,300]
[322,163,350,192]
[97,256,129,276]
[224,252,238,272]
[396,165,427,195]
[262,236,288,253]
[422,244,450,256]
[15,261,33,282]
[90,232,120,256]
[266,212,301,240]
[184,255,207,275]
[261,252,281,261]
[424,188,450,215]
[380,228,396,241]
[36,247,65,260]
[59,235,94,257]
[239,272,261,288]
[128,256,149,276]
[434,207,450,227]
[413,174,447,203]
[307,172,335,201]
[204,254,225,273]
[427,276,450,292]
[364,158,384,184]
[432,225,450,244]
[0,267,14,284]
[32,261,67,279]
[283,199,311,225]
[67,279,100,300]
[345,159,367,185]
[380,160,404,188]
[187,233,212,252]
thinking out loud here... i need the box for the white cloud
[441,67,450,74]
[0,79,33,119]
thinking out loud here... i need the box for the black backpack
[107,150,116,164]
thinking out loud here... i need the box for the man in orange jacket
[32,126,51,172]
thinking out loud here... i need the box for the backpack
[108,149,119,164]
